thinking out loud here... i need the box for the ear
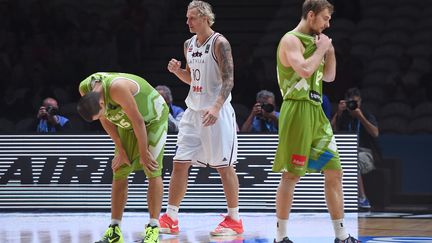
[307,10,315,19]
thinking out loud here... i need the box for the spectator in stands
[331,87,379,210]
[36,97,70,132]
[156,85,184,132]
[241,90,279,133]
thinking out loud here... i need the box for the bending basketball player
[273,1,360,242]
[77,72,168,243]
[159,0,243,237]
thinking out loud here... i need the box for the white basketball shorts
[173,103,238,168]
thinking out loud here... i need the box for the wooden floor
[0,212,431,242]
[359,218,432,236]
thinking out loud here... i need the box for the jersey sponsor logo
[291,154,306,166]
[192,86,203,93]
[192,51,203,57]
[205,44,210,53]
[309,90,321,102]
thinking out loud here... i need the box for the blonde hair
[188,0,215,26]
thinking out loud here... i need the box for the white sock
[166,204,179,221]
[276,218,289,242]
[148,218,159,227]
[332,218,349,240]
[111,219,121,227]
[227,207,240,221]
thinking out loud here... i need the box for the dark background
[0,0,431,210]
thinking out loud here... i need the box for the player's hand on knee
[141,150,158,172]
[111,150,131,171]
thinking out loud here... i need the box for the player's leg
[314,110,359,242]
[96,129,135,243]
[142,111,168,243]
[206,104,243,236]
[160,109,199,234]
[217,166,239,211]
[273,100,312,243]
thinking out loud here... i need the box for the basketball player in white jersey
[159,0,243,237]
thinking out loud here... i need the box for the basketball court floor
[1,211,431,242]
[0,212,356,243]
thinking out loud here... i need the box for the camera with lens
[260,103,275,113]
[46,105,59,116]
[346,100,358,111]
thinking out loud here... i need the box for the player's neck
[196,28,214,46]
[295,20,314,36]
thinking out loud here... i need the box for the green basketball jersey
[276,31,325,105]
[79,72,167,129]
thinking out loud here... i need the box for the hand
[262,110,276,120]
[252,103,262,116]
[46,114,59,125]
[337,100,347,115]
[167,58,181,74]
[349,108,363,119]
[202,105,220,127]
[37,106,48,119]
[315,34,332,52]
[111,149,131,171]
[140,150,159,172]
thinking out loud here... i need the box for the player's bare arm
[215,36,234,105]
[202,36,234,127]
[280,33,331,79]
[168,39,192,85]
[79,85,130,171]
[323,43,336,82]
[100,116,131,171]
[110,79,158,172]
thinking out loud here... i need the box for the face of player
[309,8,332,35]
[186,8,208,34]
[91,100,105,121]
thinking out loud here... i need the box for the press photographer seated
[241,90,279,133]
[36,97,70,133]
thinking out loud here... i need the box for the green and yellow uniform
[80,72,169,179]
[273,31,341,176]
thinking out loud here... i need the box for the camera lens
[261,103,275,113]
[46,106,58,115]
[346,100,358,111]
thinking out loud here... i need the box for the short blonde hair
[188,0,215,26]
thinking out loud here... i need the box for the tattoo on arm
[184,39,190,51]
[217,38,234,102]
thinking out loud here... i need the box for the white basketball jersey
[185,32,232,111]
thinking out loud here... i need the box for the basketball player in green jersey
[77,72,169,243]
[273,1,359,242]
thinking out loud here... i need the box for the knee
[324,170,343,185]
[216,166,235,178]
[173,162,191,174]
[281,173,301,184]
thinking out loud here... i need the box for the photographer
[331,87,379,209]
[36,97,70,133]
[155,85,184,133]
[241,90,279,133]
